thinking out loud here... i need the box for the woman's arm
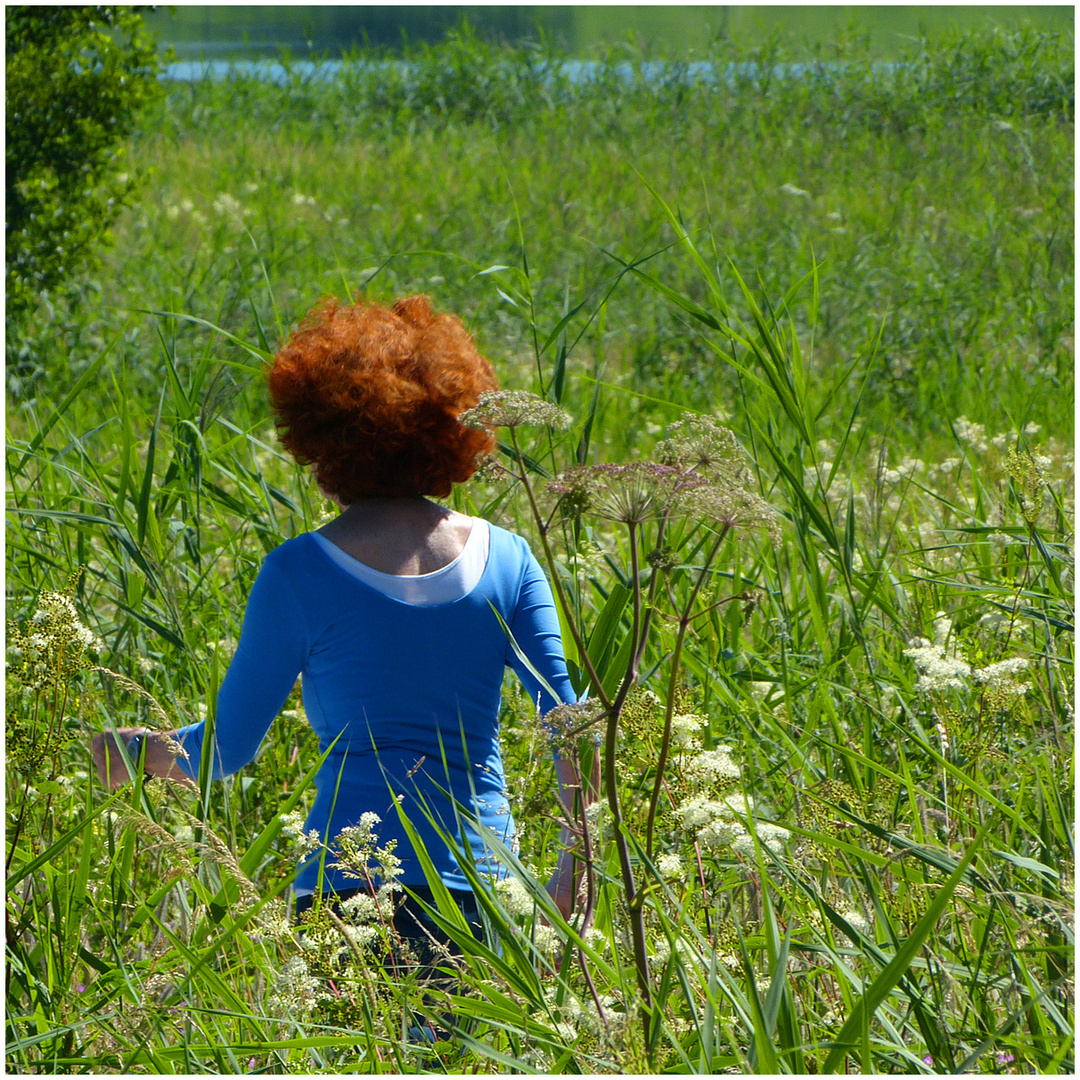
[505,545,592,918]
[92,554,309,788]
[506,546,577,710]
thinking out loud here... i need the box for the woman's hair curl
[268,295,498,501]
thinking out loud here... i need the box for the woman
[93,294,580,945]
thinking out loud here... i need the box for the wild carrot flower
[460,389,571,431]
[657,414,779,538]
[549,462,696,524]
[655,413,742,474]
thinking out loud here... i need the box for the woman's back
[175,519,573,891]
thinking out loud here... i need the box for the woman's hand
[91,728,192,789]
[91,727,145,790]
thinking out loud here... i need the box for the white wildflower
[656,853,685,880]
[932,612,953,646]
[494,876,535,919]
[671,712,705,749]
[532,923,562,956]
[904,641,971,692]
[780,182,811,198]
[461,389,572,431]
[344,923,380,948]
[685,747,741,787]
[754,821,790,853]
[839,908,871,940]
[561,992,615,1033]
[698,818,739,850]
[722,792,755,817]
[676,794,728,830]
[268,955,322,1015]
[954,416,988,452]
[340,892,380,922]
[212,193,242,216]
[584,800,610,832]
[974,657,1030,684]
[730,830,756,857]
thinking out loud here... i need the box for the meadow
[5,24,1074,1073]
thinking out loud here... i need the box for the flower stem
[509,426,612,711]
[645,523,729,859]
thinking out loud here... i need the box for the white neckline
[310,520,490,606]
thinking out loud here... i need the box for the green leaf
[822,819,994,1073]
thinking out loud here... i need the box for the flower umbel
[549,463,698,525]
[460,390,571,431]
[657,413,779,539]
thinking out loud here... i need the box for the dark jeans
[295,884,483,978]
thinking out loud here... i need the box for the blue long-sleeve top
[174,522,575,893]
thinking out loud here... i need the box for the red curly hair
[268,295,498,501]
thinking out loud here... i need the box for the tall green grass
[6,25,1072,1074]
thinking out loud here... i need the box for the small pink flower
[996,1051,1015,1066]
[923,1055,934,1066]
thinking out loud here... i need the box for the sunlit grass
[5,24,1072,1075]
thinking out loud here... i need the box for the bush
[5,6,162,324]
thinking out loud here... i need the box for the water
[161,58,894,87]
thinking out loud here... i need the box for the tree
[6,6,162,322]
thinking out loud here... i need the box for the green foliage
[4,24,1073,1075]
[5,6,162,325]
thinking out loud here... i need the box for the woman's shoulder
[480,519,532,559]
[259,532,326,581]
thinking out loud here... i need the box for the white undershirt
[310,518,490,606]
